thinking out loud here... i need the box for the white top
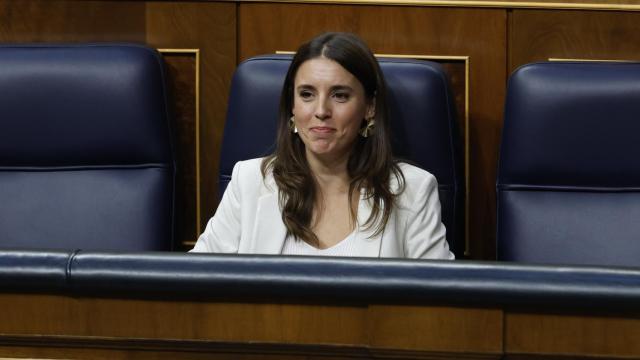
[281,230,359,256]
[191,158,454,260]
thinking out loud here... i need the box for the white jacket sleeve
[404,173,455,260]
[190,162,242,253]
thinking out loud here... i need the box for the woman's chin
[306,146,354,163]
[306,140,334,154]
[307,147,334,157]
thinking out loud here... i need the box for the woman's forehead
[294,57,362,90]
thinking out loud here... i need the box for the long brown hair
[261,32,404,246]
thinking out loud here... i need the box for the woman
[192,32,454,259]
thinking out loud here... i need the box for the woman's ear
[366,97,376,119]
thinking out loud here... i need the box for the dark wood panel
[239,3,507,259]
[0,0,146,42]
[368,304,503,355]
[0,346,334,360]
[5,291,640,359]
[0,344,363,360]
[0,293,502,359]
[505,311,640,359]
[509,9,640,71]
[146,2,237,249]
[7,292,640,359]
[161,52,199,248]
[440,61,468,143]
[0,295,367,343]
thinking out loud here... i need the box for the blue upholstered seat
[0,44,174,251]
[219,55,464,256]
[498,61,640,266]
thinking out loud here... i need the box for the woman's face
[292,57,374,164]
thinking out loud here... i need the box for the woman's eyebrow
[295,84,353,92]
[295,84,315,91]
[330,85,354,92]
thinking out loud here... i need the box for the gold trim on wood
[239,0,640,12]
[277,51,471,256]
[158,48,201,248]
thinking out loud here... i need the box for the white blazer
[192,158,454,259]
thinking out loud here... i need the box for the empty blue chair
[0,44,175,251]
[219,55,464,256]
[498,61,640,266]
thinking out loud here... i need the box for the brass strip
[236,0,640,12]
[278,51,472,256]
[158,48,202,247]
[464,57,470,258]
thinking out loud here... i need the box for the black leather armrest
[0,249,73,292]
[67,252,640,309]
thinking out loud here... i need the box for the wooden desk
[1,251,640,359]
[1,293,639,359]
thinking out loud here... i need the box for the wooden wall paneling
[0,293,503,359]
[0,0,146,43]
[368,304,503,359]
[6,292,640,359]
[0,294,367,345]
[440,61,468,143]
[505,311,640,359]
[0,345,341,360]
[239,4,507,259]
[160,50,199,250]
[0,335,371,360]
[0,294,360,359]
[509,9,640,72]
[145,2,237,249]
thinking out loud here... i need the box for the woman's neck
[306,151,351,192]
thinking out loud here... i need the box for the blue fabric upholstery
[220,55,464,255]
[498,62,640,266]
[0,44,174,251]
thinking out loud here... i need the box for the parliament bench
[1,249,640,359]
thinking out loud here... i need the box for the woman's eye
[299,91,313,100]
[333,92,350,102]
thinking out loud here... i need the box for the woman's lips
[309,127,335,133]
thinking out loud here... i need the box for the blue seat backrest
[498,61,640,266]
[219,55,464,256]
[0,44,174,251]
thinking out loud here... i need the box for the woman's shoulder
[397,162,435,179]
[395,162,438,187]
[234,157,265,172]
[394,162,439,204]
[231,157,273,188]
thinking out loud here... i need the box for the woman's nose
[314,97,331,120]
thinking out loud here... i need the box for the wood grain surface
[145,2,236,246]
[505,311,640,359]
[0,294,502,359]
[509,9,640,71]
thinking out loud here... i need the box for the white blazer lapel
[251,188,287,255]
[356,190,384,257]
[249,180,383,257]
